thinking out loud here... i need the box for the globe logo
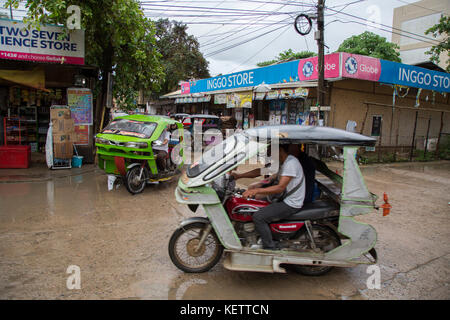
[345,57,358,75]
[302,61,314,78]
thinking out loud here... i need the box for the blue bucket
[72,155,83,168]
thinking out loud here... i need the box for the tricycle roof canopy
[245,125,377,147]
[189,114,220,119]
[115,114,179,125]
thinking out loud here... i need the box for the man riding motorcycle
[238,144,306,250]
[153,125,171,172]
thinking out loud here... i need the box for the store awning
[164,81,318,99]
[0,67,48,91]
[160,90,182,99]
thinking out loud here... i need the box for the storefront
[0,19,97,167]
[168,52,449,157]
[166,81,319,129]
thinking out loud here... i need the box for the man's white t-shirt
[153,130,170,153]
[279,154,306,209]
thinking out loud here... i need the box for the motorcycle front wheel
[169,221,223,273]
[125,166,148,195]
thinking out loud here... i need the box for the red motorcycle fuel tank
[225,196,270,222]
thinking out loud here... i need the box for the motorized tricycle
[169,125,391,275]
[182,114,221,146]
[95,115,184,195]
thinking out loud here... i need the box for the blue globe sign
[302,61,314,78]
[345,57,358,75]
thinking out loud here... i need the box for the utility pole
[316,0,325,122]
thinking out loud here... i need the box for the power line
[229,24,291,72]
[204,22,291,57]
[140,3,298,15]
[325,15,442,47]
[141,0,317,7]
[325,0,367,16]
[326,6,443,45]
[173,21,291,25]
[202,16,291,51]
[200,1,291,47]
[197,25,268,38]
[188,0,228,35]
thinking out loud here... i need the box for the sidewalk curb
[0,168,98,184]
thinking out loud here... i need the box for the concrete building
[328,78,449,161]
[392,0,449,69]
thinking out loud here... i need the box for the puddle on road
[128,263,369,300]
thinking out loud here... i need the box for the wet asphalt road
[0,161,449,299]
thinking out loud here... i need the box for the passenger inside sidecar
[231,143,340,221]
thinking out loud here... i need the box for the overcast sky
[139,0,411,76]
[1,0,422,77]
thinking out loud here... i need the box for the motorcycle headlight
[95,137,108,144]
[124,142,148,149]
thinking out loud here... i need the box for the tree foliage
[5,0,164,110]
[425,14,450,72]
[337,31,401,62]
[257,49,316,67]
[153,19,210,97]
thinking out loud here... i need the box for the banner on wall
[254,92,266,100]
[226,91,252,108]
[175,95,211,104]
[182,52,450,94]
[280,89,294,98]
[180,82,190,94]
[0,19,85,65]
[341,52,381,81]
[293,87,309,98]
[67,88,93,125]
[74,125,89,145]
[214,94,227,104]
[341,52,450,92]
[183,53,340,93]
[297,52,341,81]
[265,90,280,100]
[379,59,450,92]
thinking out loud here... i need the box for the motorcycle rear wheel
[292,225,341,276]
[169,221,223,273]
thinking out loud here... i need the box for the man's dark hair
[279,144,290,154]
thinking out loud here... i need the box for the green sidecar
[95,115,184,194]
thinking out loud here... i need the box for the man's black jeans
[252,201,299,249]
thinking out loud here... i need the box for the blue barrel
[72,156,83,168]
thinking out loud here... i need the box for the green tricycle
[95,115,185,194]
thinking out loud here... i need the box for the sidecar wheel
[125,166,148,195]
[292,225,341,276]
[169,222,223,273]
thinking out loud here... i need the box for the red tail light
[380,192,391,216]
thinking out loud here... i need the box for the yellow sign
[226,91,252,108]
[293,87,309,97]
